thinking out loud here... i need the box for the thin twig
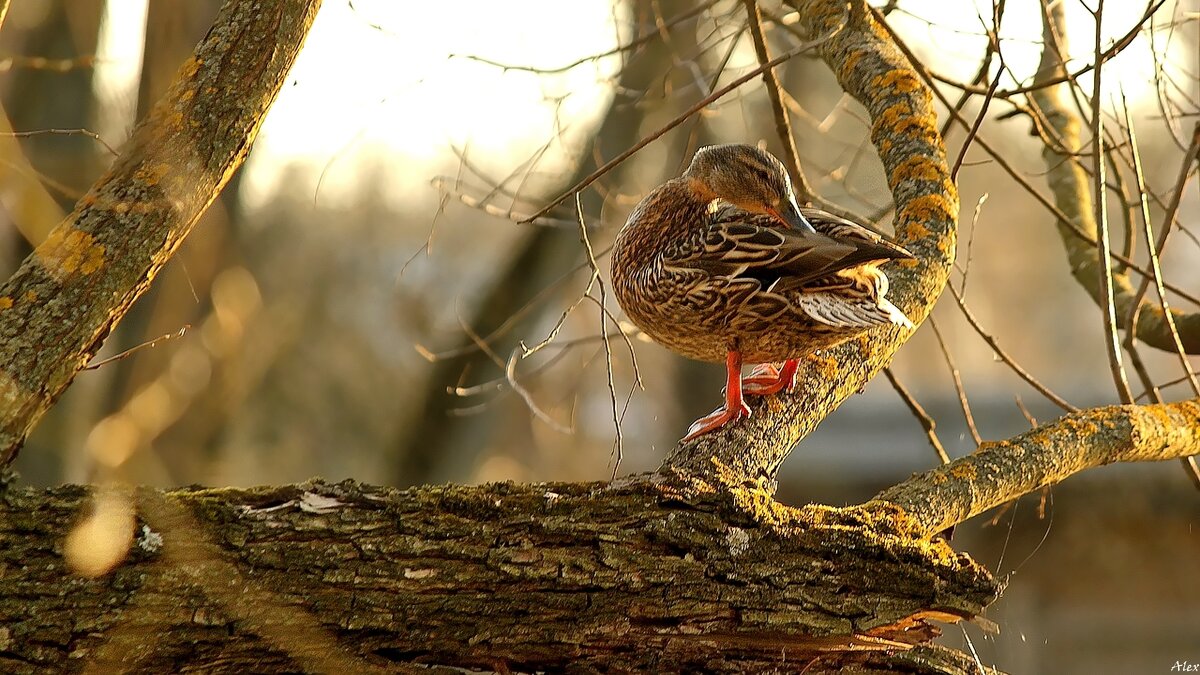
[1121,106,1200,397]
[741,0,812,200]
[929,317,983,445]
[1087,0,1135,405]
[83,326,190,371]
[521,21,843,224]
[946,285,1077,413]
[924,0,1167,99]
[950,0,1005,182]
[1013,395,1038,428]
[1117,104,1200,489]
[450,0,721,75]
[575,195,622,478]
[505,349,572,434]
[883,367,949,465]
[1,128,118,156]
[520,271,599,358]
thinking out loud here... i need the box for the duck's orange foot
[682,399,751,442]
[742,359,799,397]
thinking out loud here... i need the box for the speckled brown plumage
[611,144,914,440]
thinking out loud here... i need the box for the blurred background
[2,0,1198,671]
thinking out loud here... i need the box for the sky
[88,0,1195,210]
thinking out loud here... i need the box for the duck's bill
[770,200,818,234]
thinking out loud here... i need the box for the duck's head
[683,143,816,233]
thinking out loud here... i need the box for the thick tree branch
[869,398,1200,537]
[0,477,999,673]
[0,0,323,468]
[664,0,958,482]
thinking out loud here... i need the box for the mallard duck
[611,144,914,442]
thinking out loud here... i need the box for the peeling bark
[0,0,323,467]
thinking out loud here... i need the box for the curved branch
[868,398,1200,537]
[0,0,323,467]
[663,0,958,482]
[1029,2,1200,354]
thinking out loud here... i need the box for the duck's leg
[742,358,799,396]
[682,351,751,442]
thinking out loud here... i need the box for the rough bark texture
[870,399,1200,536]
[664,0,958,483]
[0,0,323,467]
[0,477,1000,674]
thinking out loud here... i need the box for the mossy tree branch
[868,398,1200,537]
[664,0,958,482]
[0,477,1001,674]
[0,0,323,468]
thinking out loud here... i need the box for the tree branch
[0,477,1000,673]
[869,399,1200,538]
[0,0,323,468]
[664,0,958,483]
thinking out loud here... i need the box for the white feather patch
[796,293,911,329]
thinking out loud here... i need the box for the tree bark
[0,477,1000,674]
[0,0,323,468]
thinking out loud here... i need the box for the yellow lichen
[23,291,36,303]
[899,220,931,240]
[874,102,913,132]
[890,156,944,184]
[133,162,171,186]
[839,50,865,81]
[949,463,976,480]
[36,227,106,278]
[0,297,12,310]
[871,69,921,94]
[898,194,952,225]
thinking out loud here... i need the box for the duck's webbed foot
[682,400,751,442]
[682,350,751,442]
[742,358,799,396]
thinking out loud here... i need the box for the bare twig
[450,0,721,75]
[1086,0,1135,404]
[872,5,1200,311]
[83,326,190,371]
[575,195,623,477]
[0,128,118,156]
[950,0,1005,182]
[924,0,1167,99]
[504,349,572,434]
[883,367,949,465]
[1117,105,1200,488]
[741,0,812,200]
[946,284,1076,413]
[929,317,983,446]
[522,24,842,224]
[1121,110,1200,397]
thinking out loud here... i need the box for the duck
[610,143,914,442]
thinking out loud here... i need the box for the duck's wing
[665,204,912,289]
[800,206,913,260]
